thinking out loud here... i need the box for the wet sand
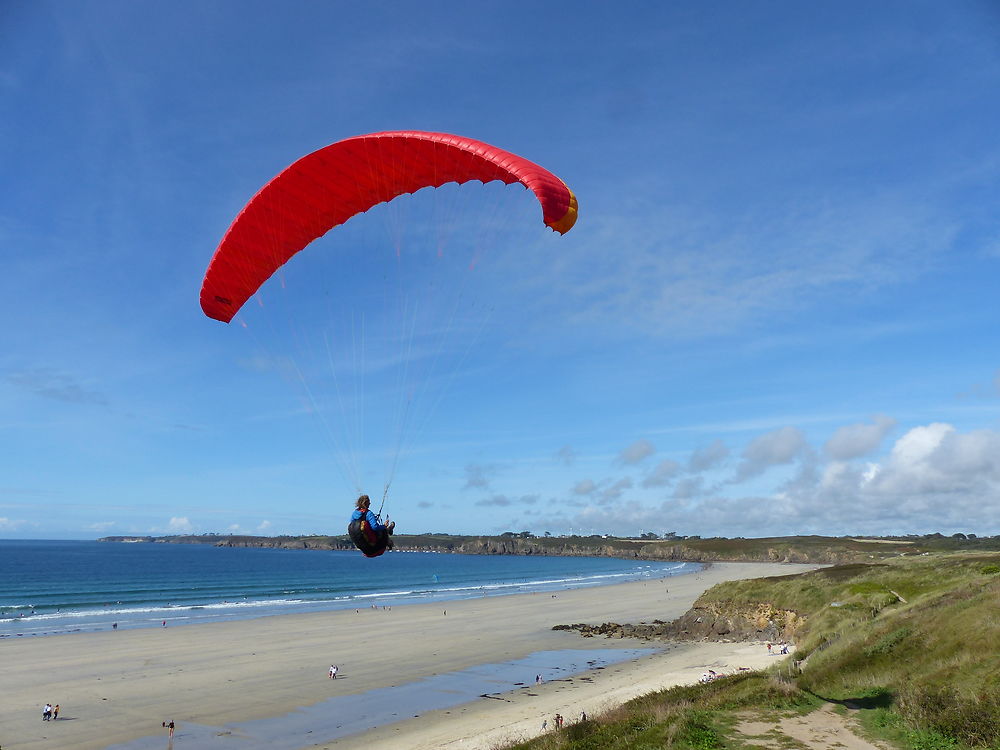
[0,561,818,749]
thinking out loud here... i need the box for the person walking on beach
[329,665,338,679]
[52,704,60,720]
[42,703,52,721]
[162,720,175,738]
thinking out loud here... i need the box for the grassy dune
[504,552,1000,750]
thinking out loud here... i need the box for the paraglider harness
[347,490,392,558]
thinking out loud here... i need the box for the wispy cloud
[555,445,576,466]
[5,368,108,406]
[824,415,896,460]
[463,463,498,491]
[475,494,538,507]
[616,439,655,466]
[734,426,807,482]
[642,459,680,488]
[688,440,729,472]
[526,187,954,343]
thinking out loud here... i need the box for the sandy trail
[735,704,891,750]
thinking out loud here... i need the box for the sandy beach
[0,561,818,750]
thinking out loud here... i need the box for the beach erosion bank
[1,561,819,750]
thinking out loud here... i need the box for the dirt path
[734,704,889,750]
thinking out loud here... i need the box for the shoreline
[0,546,697,639]
[0,561,819,750]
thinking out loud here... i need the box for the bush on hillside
[897,685,1000,748]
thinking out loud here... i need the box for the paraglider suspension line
[377,483,390,518]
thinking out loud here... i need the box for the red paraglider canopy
[201,130,578,323]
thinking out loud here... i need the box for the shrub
[679,711,723,750]
[863,626,912,658]
[906,728,958,750]
[898,685,1000,747]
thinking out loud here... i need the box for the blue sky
[3,1,1000,540]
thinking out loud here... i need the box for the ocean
[0,539,699,637]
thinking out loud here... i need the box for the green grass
[499,552,1000,750]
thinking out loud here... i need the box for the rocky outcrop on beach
[554,601,805,644]
[654,600,805,642]
[553,621,677,640]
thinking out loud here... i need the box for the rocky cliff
[554,600,805,644]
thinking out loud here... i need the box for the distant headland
[97,531,999,565]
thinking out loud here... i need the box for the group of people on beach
[542,711,586,731]
[699,669,723,683]
[766,642,790,654]
[41,703,59,721]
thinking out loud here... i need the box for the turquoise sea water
[0,540,699,637]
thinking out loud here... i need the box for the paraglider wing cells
[200,130,578,323]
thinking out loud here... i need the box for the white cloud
[889,423,951,467]
[643,459,681,488]
[86,521,116,531]
[868,424,1000,496]
[168,516,193,533]
[617,439,655,465]
[256,520,272,532]
[824,414,896,460]
[688,440,729,472]
[735,426,807,481]
[672,477,704,500]
[552,422,1000,538]
[475,494,538,507]
[599,478,633,503]
[570,477,635,504]
[476,495,512,507]
[0,517,26,530]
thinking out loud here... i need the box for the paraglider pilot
[348,494,395,557]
